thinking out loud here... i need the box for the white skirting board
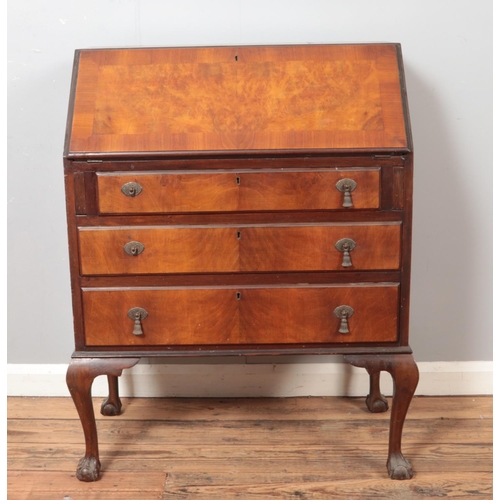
[7,361,492,397]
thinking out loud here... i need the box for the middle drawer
[78,222,401,275]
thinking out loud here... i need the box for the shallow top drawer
[96,168,380,214]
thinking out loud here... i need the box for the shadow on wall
[8,59,76,364]
[102,355,382,399]
[404,63,491,362]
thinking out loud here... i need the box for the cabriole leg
[101,375,122,416]
[366,371,389,413]
[66,357,139,481]
[344,354,419,480]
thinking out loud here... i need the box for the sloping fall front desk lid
[65,44,411,158]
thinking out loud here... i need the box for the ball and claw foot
[100,397,122,416]
[387,453,413,480]
[76,455,101,482]
[365,393,389,413]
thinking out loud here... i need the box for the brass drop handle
[335,178,357,208]
[334,305,354,334]
[121,181,143,197]
[127,307,148,336]
[335,238,356,267]
[124,241,145,256]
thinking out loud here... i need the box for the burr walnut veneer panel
[68,45,407,155]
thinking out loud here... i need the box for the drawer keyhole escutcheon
[124,241,145,256]
[335,238,356,267]
[334,305,354,334]
[127,307,148,336]
[121,181,143,197]
[335,178,357,208]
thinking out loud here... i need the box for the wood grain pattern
[239,223,401,272]
[81,284,398,346]
[68,44,407,154]
[398,157,413,346]
[393,166,405,209]
[7,407,490,446]
[8,471,166,499]
[7,397,492,498]
[239,285,399,344]
[8,443,493,473]
[63,170,86,349]
[73,172,86,214]
[97,168,381,214]
[82,288,240,346]
[78,223,400,275]
[8,404,493,448]
[8,395,493,422]
[160,475,492,499]
[78,226,239,275]
[99,171,239,214]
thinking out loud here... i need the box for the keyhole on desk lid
[235,55,238,61]
[236,292,241,300]
[237,231,241,239]
[236,176,241,185]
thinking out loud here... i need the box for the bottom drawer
[82,284,399,346]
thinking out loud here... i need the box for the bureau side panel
[398,154,413,346]
[63,167,85,348]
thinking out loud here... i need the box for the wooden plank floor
[8,396,492,499]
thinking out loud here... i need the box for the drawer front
[82,284,399,346]
[79,227,239,275]
[240,223,400,272]
[97,169,380,214]
[78,223,400,275]
[239,285,399,344]
[83,288,240,346]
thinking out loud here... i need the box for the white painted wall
[8,1,492,367]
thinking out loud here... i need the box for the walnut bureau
[63,44,419,482]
